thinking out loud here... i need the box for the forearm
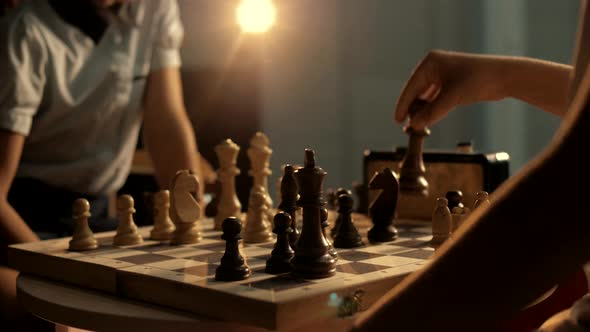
[0,198,38,245]
[354,144,590,331]
[497,56,572,116]
[142,109,200,190]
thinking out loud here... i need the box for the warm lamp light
[236,0,276,33]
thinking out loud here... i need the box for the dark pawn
[321,207,338,259]
[368,168,399,243]
[278,165,299,247]
[330,187,353,238]
[333,193,364,248]
[445,190,464,211]
[265,212,295,274]
[215,217,251,281]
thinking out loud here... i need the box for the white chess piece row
[68,187,193,251]
[214,132,275,243]
[431,191,490,247]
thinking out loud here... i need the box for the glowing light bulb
[237,0,276,33]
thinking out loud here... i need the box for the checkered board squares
[8,215,434,330]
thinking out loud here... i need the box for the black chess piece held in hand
[215,217,251,281]
[265,212,295,274]
[368,168,399,243]
[399,100,430,196]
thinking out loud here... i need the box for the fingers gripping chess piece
[150,190,175,241]
[114,195,143,246]
[214,139,242,230]
[69,198,98,251]
[290,149,337,279]
[265,212,295,274]
[431,197,452,246]
[170,170,202,245]
[248,132,274,223]
[215,217,251,281]
[243,186,274,243]
[399,100,430,196]
[368,168,399,243]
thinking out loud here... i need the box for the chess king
[290,149,337,279]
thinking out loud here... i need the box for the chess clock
[359,142,510,221]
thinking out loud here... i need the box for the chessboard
[7,213,434,331]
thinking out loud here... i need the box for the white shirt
[0,0,183,194]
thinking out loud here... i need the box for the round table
[16,273,268,332]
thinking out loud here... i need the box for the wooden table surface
[17,273,272,332]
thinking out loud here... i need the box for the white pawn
[451,206,471,234]
[69,198,98,251]
[170,170,202,244]
[473,191,491,210]
[248,132,274,222]
[214,139,242,230]
[431,197,452,246]
[150,190,175,241]
[243,186,274,243]
[114,195,143,246]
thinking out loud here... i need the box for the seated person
[0,0,206,328]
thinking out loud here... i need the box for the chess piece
[473,191,491,210]
[248,132,274,223]
[150,190,175,241]
[278,164,299,247]
[333,193,364,248]
[368,168,399,243]
[265,212,295,274]
[321,207,338,258]
[430,197,452,246]
[170,170,202,244]
[451,206,471,233]
[215,217,251,281]
[330,187,353,238]
[114,195,143,246]
[456,141,474,153]
[445,190,464,211]
[290,149,337,279]
[69,198,98,251]
[398,100,430,196]
[243,186,274,243]
[214,139,242,230]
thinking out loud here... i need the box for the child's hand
[394,50,506,129]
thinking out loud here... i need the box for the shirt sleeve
[0,13,46,136]
[150,0,184,71]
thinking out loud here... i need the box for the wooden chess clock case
[360,145,510,220]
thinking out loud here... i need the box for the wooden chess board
[7,213,434,331]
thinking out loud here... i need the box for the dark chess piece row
[215,151,401,282]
